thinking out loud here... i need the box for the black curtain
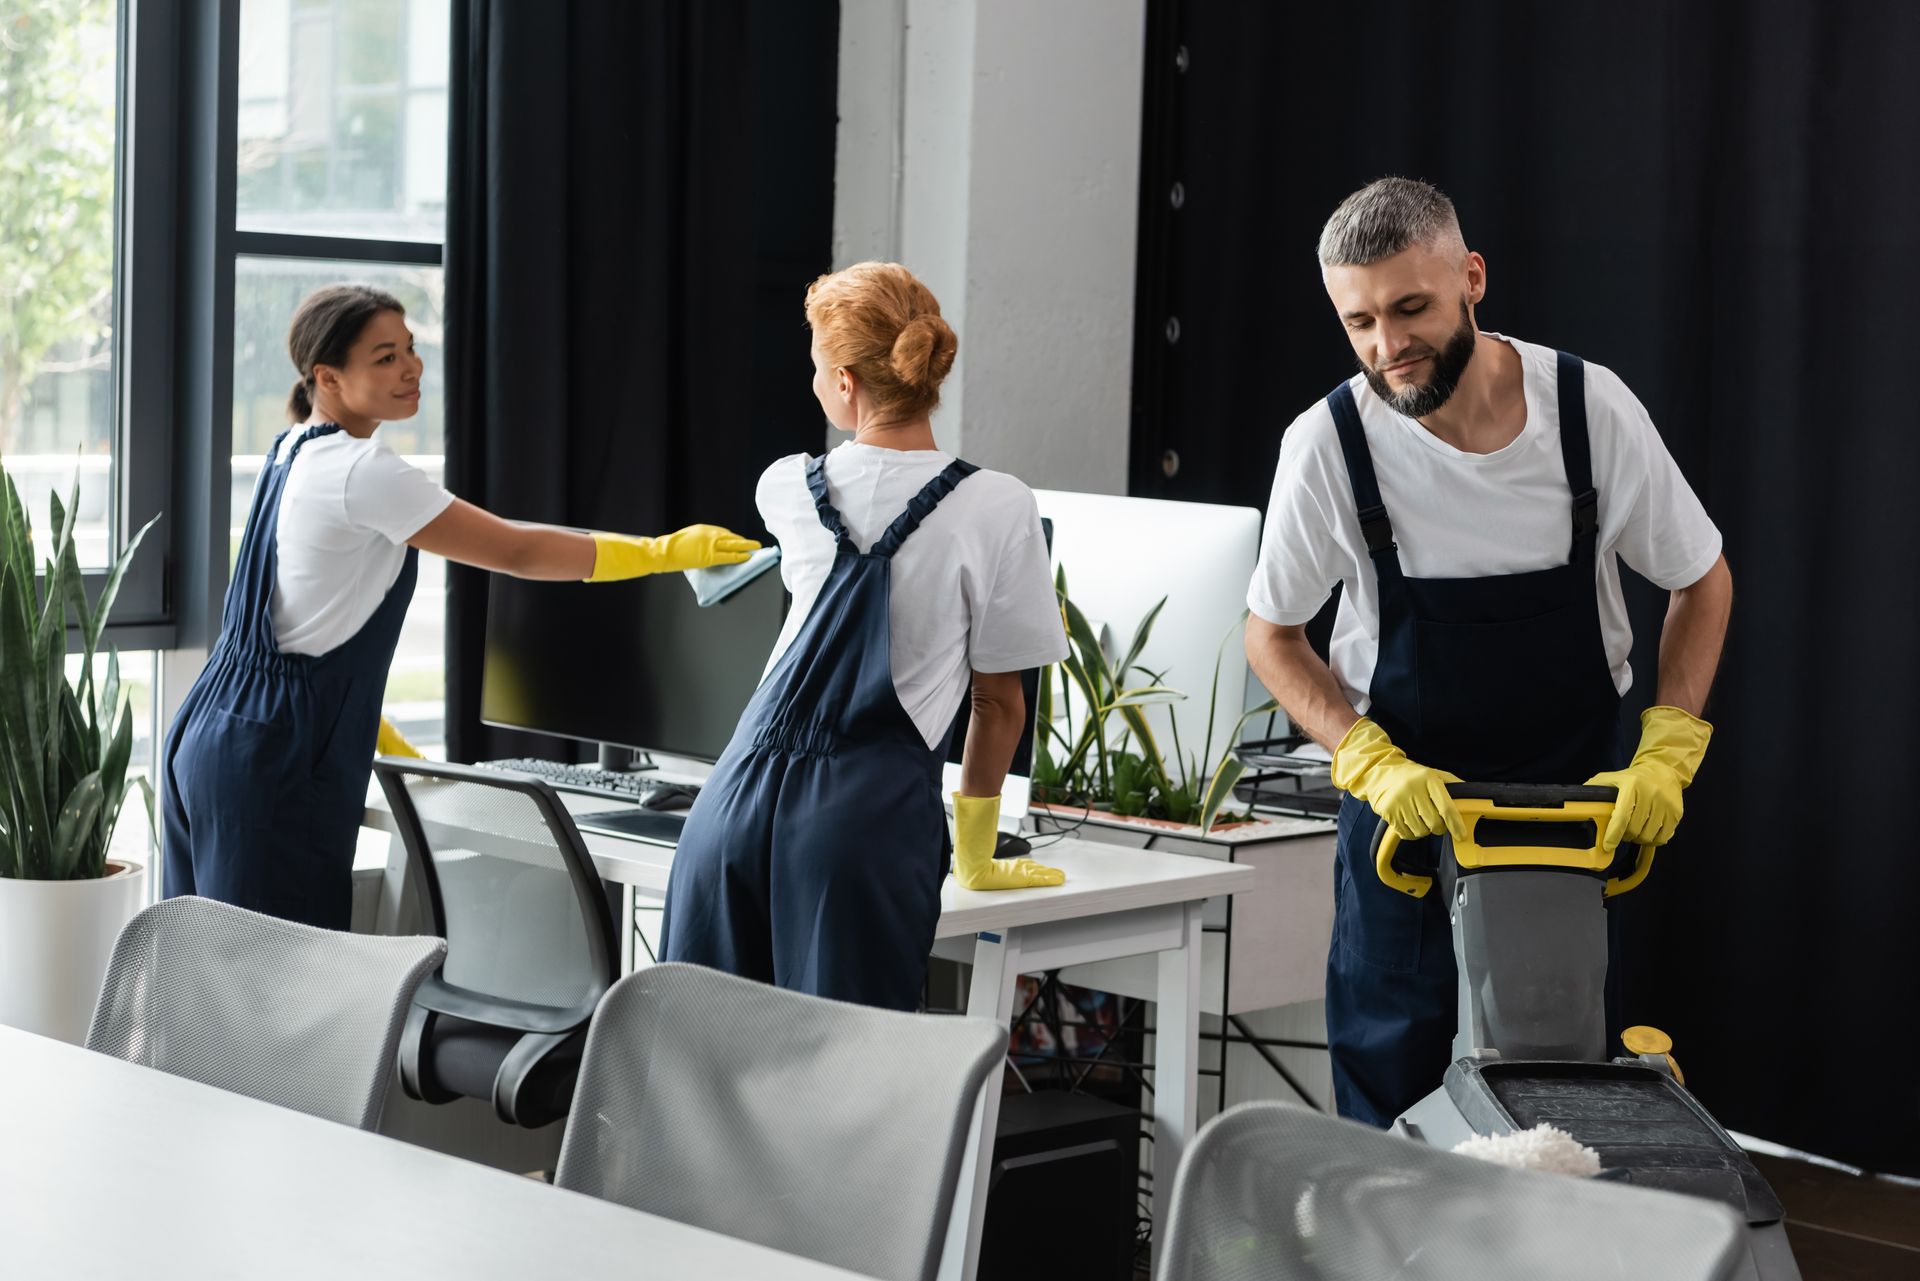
[442,0,838,763]
[1134,0,1920,1173]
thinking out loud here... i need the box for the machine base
[1396,1059,1802,1281]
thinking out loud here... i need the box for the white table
[0,1023,876,1280]
[361,789,1257,1280]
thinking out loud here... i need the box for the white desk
[0,1023,876,1280]
[361,789,1257,1280]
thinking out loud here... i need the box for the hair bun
[889,314,957,390]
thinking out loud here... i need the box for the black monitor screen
[481,565,789,761]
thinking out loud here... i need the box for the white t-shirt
[270,428,454,656]
[1247,335,1722,710]
[757,442,1069,748]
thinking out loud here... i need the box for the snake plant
[0,454,156,879]
[1033,566,1277,834]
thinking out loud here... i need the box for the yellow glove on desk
[951,793,1065,890]
[1330,717,1466,843]
[1585,706,1713,854]
[376,716,424,759]
[586,525,760,582]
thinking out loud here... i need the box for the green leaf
[0,471,34,599]
[49,770,104,881]
[1160,779,1198,825]
[1116,703,1173,794]
[1098,686,1186,712]
[1200,756,1248,835]
[1202,610,1251,775]
[98,647,120,738]
[1115,596,1169,688]
[0,557,54,874]
[87,512,159,654]
[1060,593,1116,706]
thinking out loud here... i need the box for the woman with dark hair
[161,284,757,929]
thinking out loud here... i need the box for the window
[226,0,451,752]
[2,1,178,875]
[0,0,121,570]
[235,0,447,243]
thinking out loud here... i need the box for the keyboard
[573,808,690,843]
[481,757,662,800]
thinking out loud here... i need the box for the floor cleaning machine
[1373,782,1801,1281]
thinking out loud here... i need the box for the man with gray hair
[1244,176,1734,1125]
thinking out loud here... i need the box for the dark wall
[1131,0,1920,1173]
[443,0,837,762]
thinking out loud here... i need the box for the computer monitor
[480,564,788,762]
[1032,490,1264,762]
[484,519,1050,808]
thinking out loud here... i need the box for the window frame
[117,0,448,652]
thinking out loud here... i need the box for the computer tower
[977,1090,1140,1281]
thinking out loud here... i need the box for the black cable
[1025,790,1095,850]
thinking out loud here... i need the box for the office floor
[1749,1153,1920,1280]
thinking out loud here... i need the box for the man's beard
[1363,301,1477,418]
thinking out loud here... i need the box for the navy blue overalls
[659,456,976,1011]
[1326,352,1623,1125]
[162,424,417,931]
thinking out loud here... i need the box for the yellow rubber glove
[951,793,1065,890]
[585,525,760,582]
[376,715,424,759]
[1330,717,1466,844]
[1585,705,1712,854]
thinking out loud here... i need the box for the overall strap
[222,426,341,661]
[1554,352,1598,563]
[1326,382,1402,576]
[805,454,855,552]
[284,420,344,462]
[868,459,980,559]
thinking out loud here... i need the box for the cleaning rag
[685,546,782,607]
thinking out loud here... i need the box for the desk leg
[619,883,636,974]
[938,928,1022,1281]
[1151,900,1202,1270]
[373,833,413,936]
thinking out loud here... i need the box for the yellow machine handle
[1371,783,1655,899]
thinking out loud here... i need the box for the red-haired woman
[660,262,1067,1011]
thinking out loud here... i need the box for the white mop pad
[1452,1124,1602,1177]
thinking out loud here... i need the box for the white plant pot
[0,859,147,1044]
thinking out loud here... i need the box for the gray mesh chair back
[86,896,444,1130]
[556,963,1005,1281]
[1158,1101,1746,1281]
[373,759,618,1126]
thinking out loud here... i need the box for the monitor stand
[597,742,657,774]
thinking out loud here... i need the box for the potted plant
[0,456,156,1043]
[1032,565,1281,833]
[1031,567,1337,1018]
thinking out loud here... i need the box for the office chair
[373,758,619,1128]
[1156,1100,1746,1281]
[555,963,1005,1281]
[86,896,443,1130]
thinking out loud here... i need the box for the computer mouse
[992,832,1032,860]
[641,785,699,811]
